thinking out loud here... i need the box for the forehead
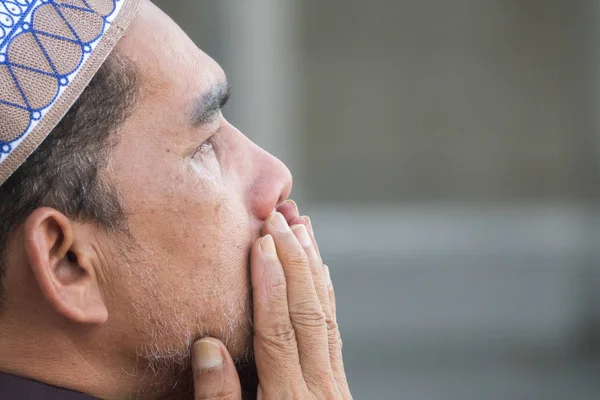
[115,0,224,99]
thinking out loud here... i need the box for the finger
[323,265,351,397]
[290,216,323,264]
[291,225,339,394]
[276,200,300,224]
[251,234,306,395]
[192,338,242,400]
[292,224,331,324]
[324,266,336,321]
[263,213,332,393]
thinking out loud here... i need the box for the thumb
[193,337,242,400]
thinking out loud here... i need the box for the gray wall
[301,0,589,203]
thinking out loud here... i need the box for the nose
[248,146,293,221]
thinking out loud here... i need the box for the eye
[192,135,216,159]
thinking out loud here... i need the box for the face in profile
[96,0,292,393]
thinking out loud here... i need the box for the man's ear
[22,207,108,325]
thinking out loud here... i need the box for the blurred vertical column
[577,0,600,355]
[216,0,306,203]
[592,0,600,351]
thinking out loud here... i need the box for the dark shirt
[0,371,258,399]
[0,373,98,400]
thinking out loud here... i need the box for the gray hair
[0,52,139,307]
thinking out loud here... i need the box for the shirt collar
[0,372,99,399]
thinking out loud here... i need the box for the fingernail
[193,340,223,370]
[271,212,289,233]
[261,235,277,258]
[285,199,299,215]
[303,216,312,228]
[323,265,332,286]
[293,225,312,247]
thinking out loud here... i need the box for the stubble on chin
[124,259,255,399]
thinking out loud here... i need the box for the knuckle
[256,319,297,349]
[264,271,287,298]
[283,249,309,268]
[289,302,327,328]
[326,315,339,334]
[328,323,343,350]
[320,302,333,319]
[310,267,323,280]
[313,276,328,292]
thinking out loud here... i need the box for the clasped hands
[191,201,352,400]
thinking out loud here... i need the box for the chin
[136,319,256,400]
[133,257,256,397]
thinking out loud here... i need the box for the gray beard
[128,306,255,400]
[118,241,256,399]
[129,291,255,399]
[134,341,256,400]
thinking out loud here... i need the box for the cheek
[131,188,252,294]
[198,201,253,280]
[106,192,254,358]
[116,144,254,299]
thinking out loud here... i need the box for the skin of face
[95,0,292,395]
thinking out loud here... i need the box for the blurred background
[155,1,600,399]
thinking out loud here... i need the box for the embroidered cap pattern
[0,0,139,184]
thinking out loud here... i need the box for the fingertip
[252,235,278,286]
[251,235,286,301]
[192,338,243,399]
[193,338,224,372]
[287,199,299,214]
[323,265,332,286]
[291,224,312,248]
[289,216,310,229]
[260,234,277,259]
[303,216,312,230]
[277,199,299,220]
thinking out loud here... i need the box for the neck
[0,311,149,399]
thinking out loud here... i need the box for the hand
[191,200,352,399]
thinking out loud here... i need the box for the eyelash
[192,135,216,159]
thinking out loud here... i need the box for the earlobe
[22,208,108,325]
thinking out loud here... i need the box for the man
[0,0,351,399]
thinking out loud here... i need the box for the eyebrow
[189,81,231,127]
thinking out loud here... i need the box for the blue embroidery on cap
[0,0,121,164]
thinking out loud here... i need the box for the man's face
[100,0,292,381]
